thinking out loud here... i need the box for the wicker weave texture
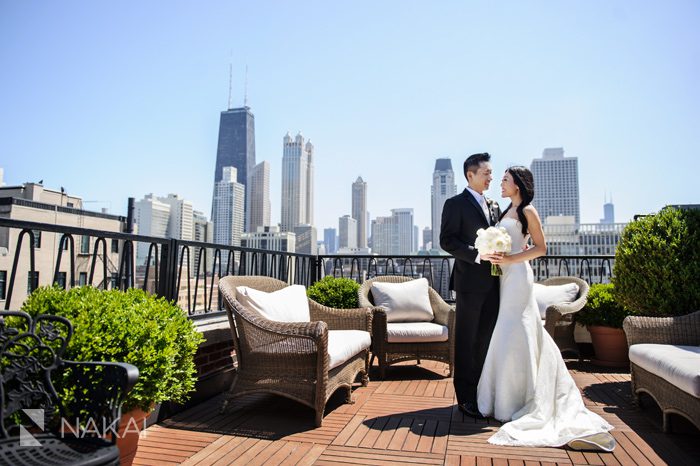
[358,275,455,379]
[219,276,371,427]
[539,276,590,357]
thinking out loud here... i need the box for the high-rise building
[530,148,580,224]
[192,210,213,276]
[134,194,171,265]
[281,132,314,232]
[352,177,367,248]
[248,161,271,231]
[241,226,295,253]
[422,227,432,250]
[211,166,245,247]
[294,224,317,255]
[431,158,457,251]
[338,215,357,249]
[601,198,615,224]
[212,106,255,231]
[370,209,415,255]
[324,227,337,254]
[158,194,194,242]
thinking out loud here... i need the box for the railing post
[310,255,319,286]
[157,239,179,302]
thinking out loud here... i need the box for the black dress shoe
[458,402,485,419]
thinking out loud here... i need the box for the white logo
[20,409,44,446]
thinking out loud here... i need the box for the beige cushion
[328,330,371,370]
[629,344,700,398]
[386,322,448,343]
[533,282,580,319]
[236,285,311,322]
[370,278,434,323]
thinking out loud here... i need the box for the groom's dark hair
[464,153,490,178]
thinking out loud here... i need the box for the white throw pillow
[370,278,434,323]
[533,282,580,319]
[236,285,311,322]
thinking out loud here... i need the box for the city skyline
[2,1,698,233]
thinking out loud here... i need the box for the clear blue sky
[1,1,698,233]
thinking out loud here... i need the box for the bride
[477,166,615,450]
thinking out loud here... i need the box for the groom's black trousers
[454,286,500,405]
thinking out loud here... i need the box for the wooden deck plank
[133,360,697,465]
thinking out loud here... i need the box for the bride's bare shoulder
[523,205,542,221]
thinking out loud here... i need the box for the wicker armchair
[218,276,372,427]
[538,276,590,358]
[358,276,455,379]
[623,311,700,432]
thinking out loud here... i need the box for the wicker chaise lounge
[219,276,372,427]
[623,311,700,432]
[358,275,455,379]
[538,276,590,357]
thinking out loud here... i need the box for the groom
[440,152,501,418]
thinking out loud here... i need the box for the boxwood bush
[21,286,204,412]
[307,276,360,308]
[613,206,700,316]
[575,283,633,329]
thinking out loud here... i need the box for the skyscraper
[134,194,171,265]
[158,194,194,242]
[211,166,245,247]
[212,106,255,230]
[281,132,314,232]
[338,215,357,249]
[352,176,368,248]
[392,208,414,255]
[248,161,271,231]
[324,227,337,254]
[600,197,615,224]
[530,148,580,224]
[431,158,457,251]
[370,209,415,255]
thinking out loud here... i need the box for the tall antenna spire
[227,66,233,110]
[244,64,249,107]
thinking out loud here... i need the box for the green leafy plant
[21,286,204,412]
[307,276,360,308]
[575,283,633,329]
[613,206,700,316]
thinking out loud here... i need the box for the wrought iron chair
[0,311,139,466]
[219,276,372,427]
[539,276,590,358]
[358,275,455,379]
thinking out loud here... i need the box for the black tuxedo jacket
[440,189,502,293]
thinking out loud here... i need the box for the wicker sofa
[538,276,590,358]
[219,276,372,427]
[623,311,700,432]
[358,275,455,379]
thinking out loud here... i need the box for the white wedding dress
[477,217,614,448]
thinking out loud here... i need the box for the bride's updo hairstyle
[500,166,535,235]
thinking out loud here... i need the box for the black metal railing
[0,218,615,314]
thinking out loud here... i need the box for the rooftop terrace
[132,360,699,466]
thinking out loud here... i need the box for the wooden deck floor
[133,360,699,465]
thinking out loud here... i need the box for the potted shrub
[575,283,634,367]
[307,276,360,308]
[21,285,204,465]
[613,206,700,317]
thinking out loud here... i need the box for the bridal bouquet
[475,226,512,276]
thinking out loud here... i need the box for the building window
[67,202,74,208]
[110,273,119,289]
[80,235,90,254]
[0,271,6,300]
[79,272,87,286]
[32,231,42,249]
[27,271,39,294]
[111,239,119,253]
[55,272,67,289]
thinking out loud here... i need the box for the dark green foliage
[613,207,700,316]
[307,276,360,308]
[21,286,204,412]
[575,283,633,329]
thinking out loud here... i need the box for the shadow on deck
[134,360,700,466]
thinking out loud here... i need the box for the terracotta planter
[588,325,629,367]
[117,406,151,466]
